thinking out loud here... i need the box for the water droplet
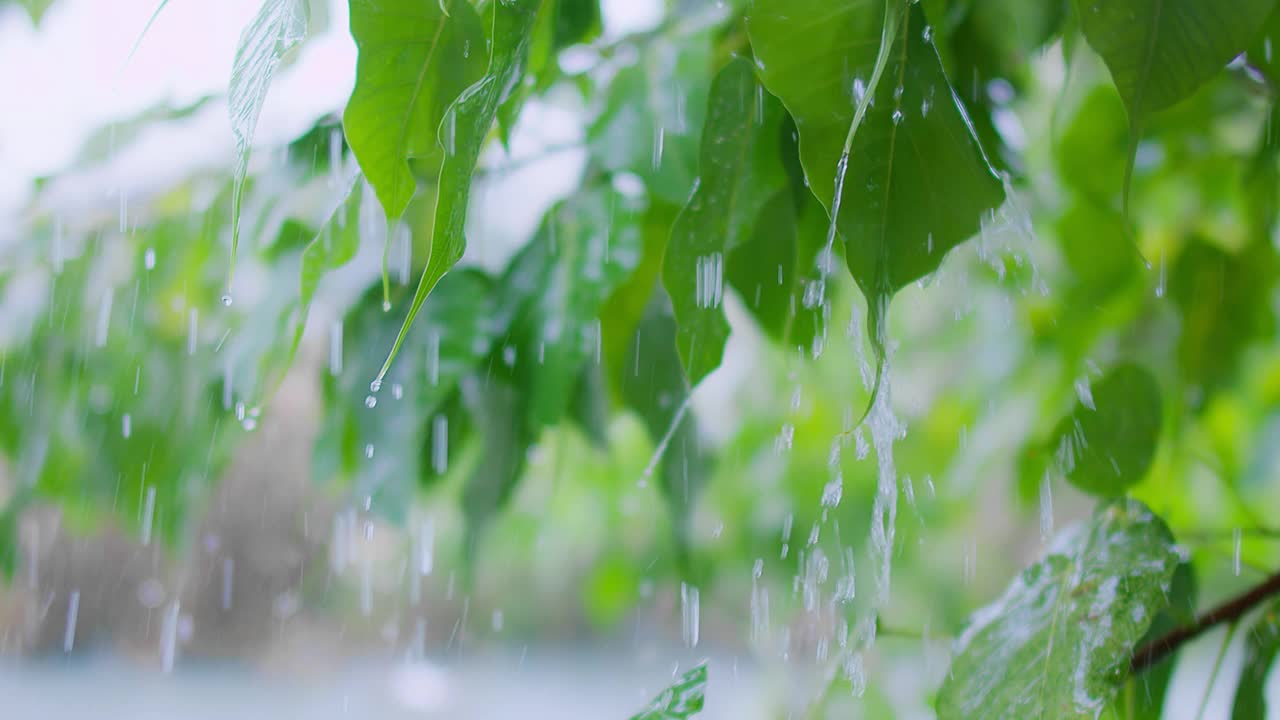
[221,294,233,307]
[891,109,904,125]
[365,443,375,459]
[144,248,156,270]
[370,379,382,393]
[365,395,377,408]
[680,583,700,648]
[382,300,392,312]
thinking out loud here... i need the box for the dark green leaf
[1049,364,1162,497]
[460,372,535,556]
[374,0,540,385]
[663,57,786,384]
[748,0,1004,377]
[343,0,487,220]
[1133,561,1197,718]
[1077,0,1276,206]
[229,0,309,282]
[937,500,1180,719]
[628,663,708,720]
[569,361,611,449]
[496,0,602,142]
[1232,602,1280,720]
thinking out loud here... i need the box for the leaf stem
[1131,569,1280,674]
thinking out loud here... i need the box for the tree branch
[1131,570,1280,674]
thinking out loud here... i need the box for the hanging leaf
[1132,561,1197,718]
[1077,0,1276,208]
[374,0,540,386]
[628,663,708,720]
[228,0,309,287]
[748,0,1004,392]
[662,57,787,385]
[506,186,646,428]
[622,290,710,567]
[937,500,1179,719]
[1048,364,1161,497]
[343,0,486,221]
[318,271,501,519]
[1232,602,1280,720]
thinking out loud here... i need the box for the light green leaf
[1232,603,1280,720]
[937,500,1180,719]
[229,0,309,288]
[662,57,786,385]
[343,0,487,221]
[628,663,708,720]
[1077,0,1276,207]
[374,0,540,386]
[748,0,1004,387]
[1049,364,1162,497]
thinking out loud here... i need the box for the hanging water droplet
[382,300,391,312]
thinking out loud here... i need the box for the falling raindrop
[1233,528,1243,576]
[365,395,378,408]
[681,582,700,648]
[63,590,79,653]
[221,294,233,307]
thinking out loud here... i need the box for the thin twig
[1131,570,1280,674]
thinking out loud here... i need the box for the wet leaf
[1132,561,1197,718]
[937,500,1180,719]
[1049,364,1162,497]
[1077,0,1276,207]
[748,0,1004,380]
[1232,602,1280,720]
[229,0,309,282]
[628,663,708,720]
[318,271,500,520]
[343,0,486,221]
[663,57,786,385]
[506,186,645,428]
[587,34,713,204]
[622,291,710,565]
[374,0,540,385]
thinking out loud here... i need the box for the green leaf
[374,0,541,386]
[507,185,646,428]
[1049,364,1162,497]
[1132,561,1197,718]
[318,271,500,519]
[1171,239,1278,402]
[587,34,714,204]
[622,290,710,565]
[1077,0,1277,208]
[270,175,364,389]
[662,57,786,384]
[937,500,1180,719]
[343,0,487,221]
[1232,603,1280,720]
[628,663,708,720]
[229,0,309,287]
[748,0,1004,384]
[569,361,611,449]
[460,371,535,557]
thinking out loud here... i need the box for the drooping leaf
[587,33,714,204]
[343,0,487,221]
[748,0,1004,386]
[1231,602,1280,720]
[318,271,501,519]
[622,290,710,565]
[228,0,309,287]
[663,57,786,384]
[1077,0,1276,208]
[1049,364,1162,497]
[937,500,1180,719]
[269,175,365,389]
[506,186,646,428]
[459,371,535,558]
[1132,561,1197,718]
[628,663,708,720]
[374,0,541,386]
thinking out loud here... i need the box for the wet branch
[1130,570,1280,674]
